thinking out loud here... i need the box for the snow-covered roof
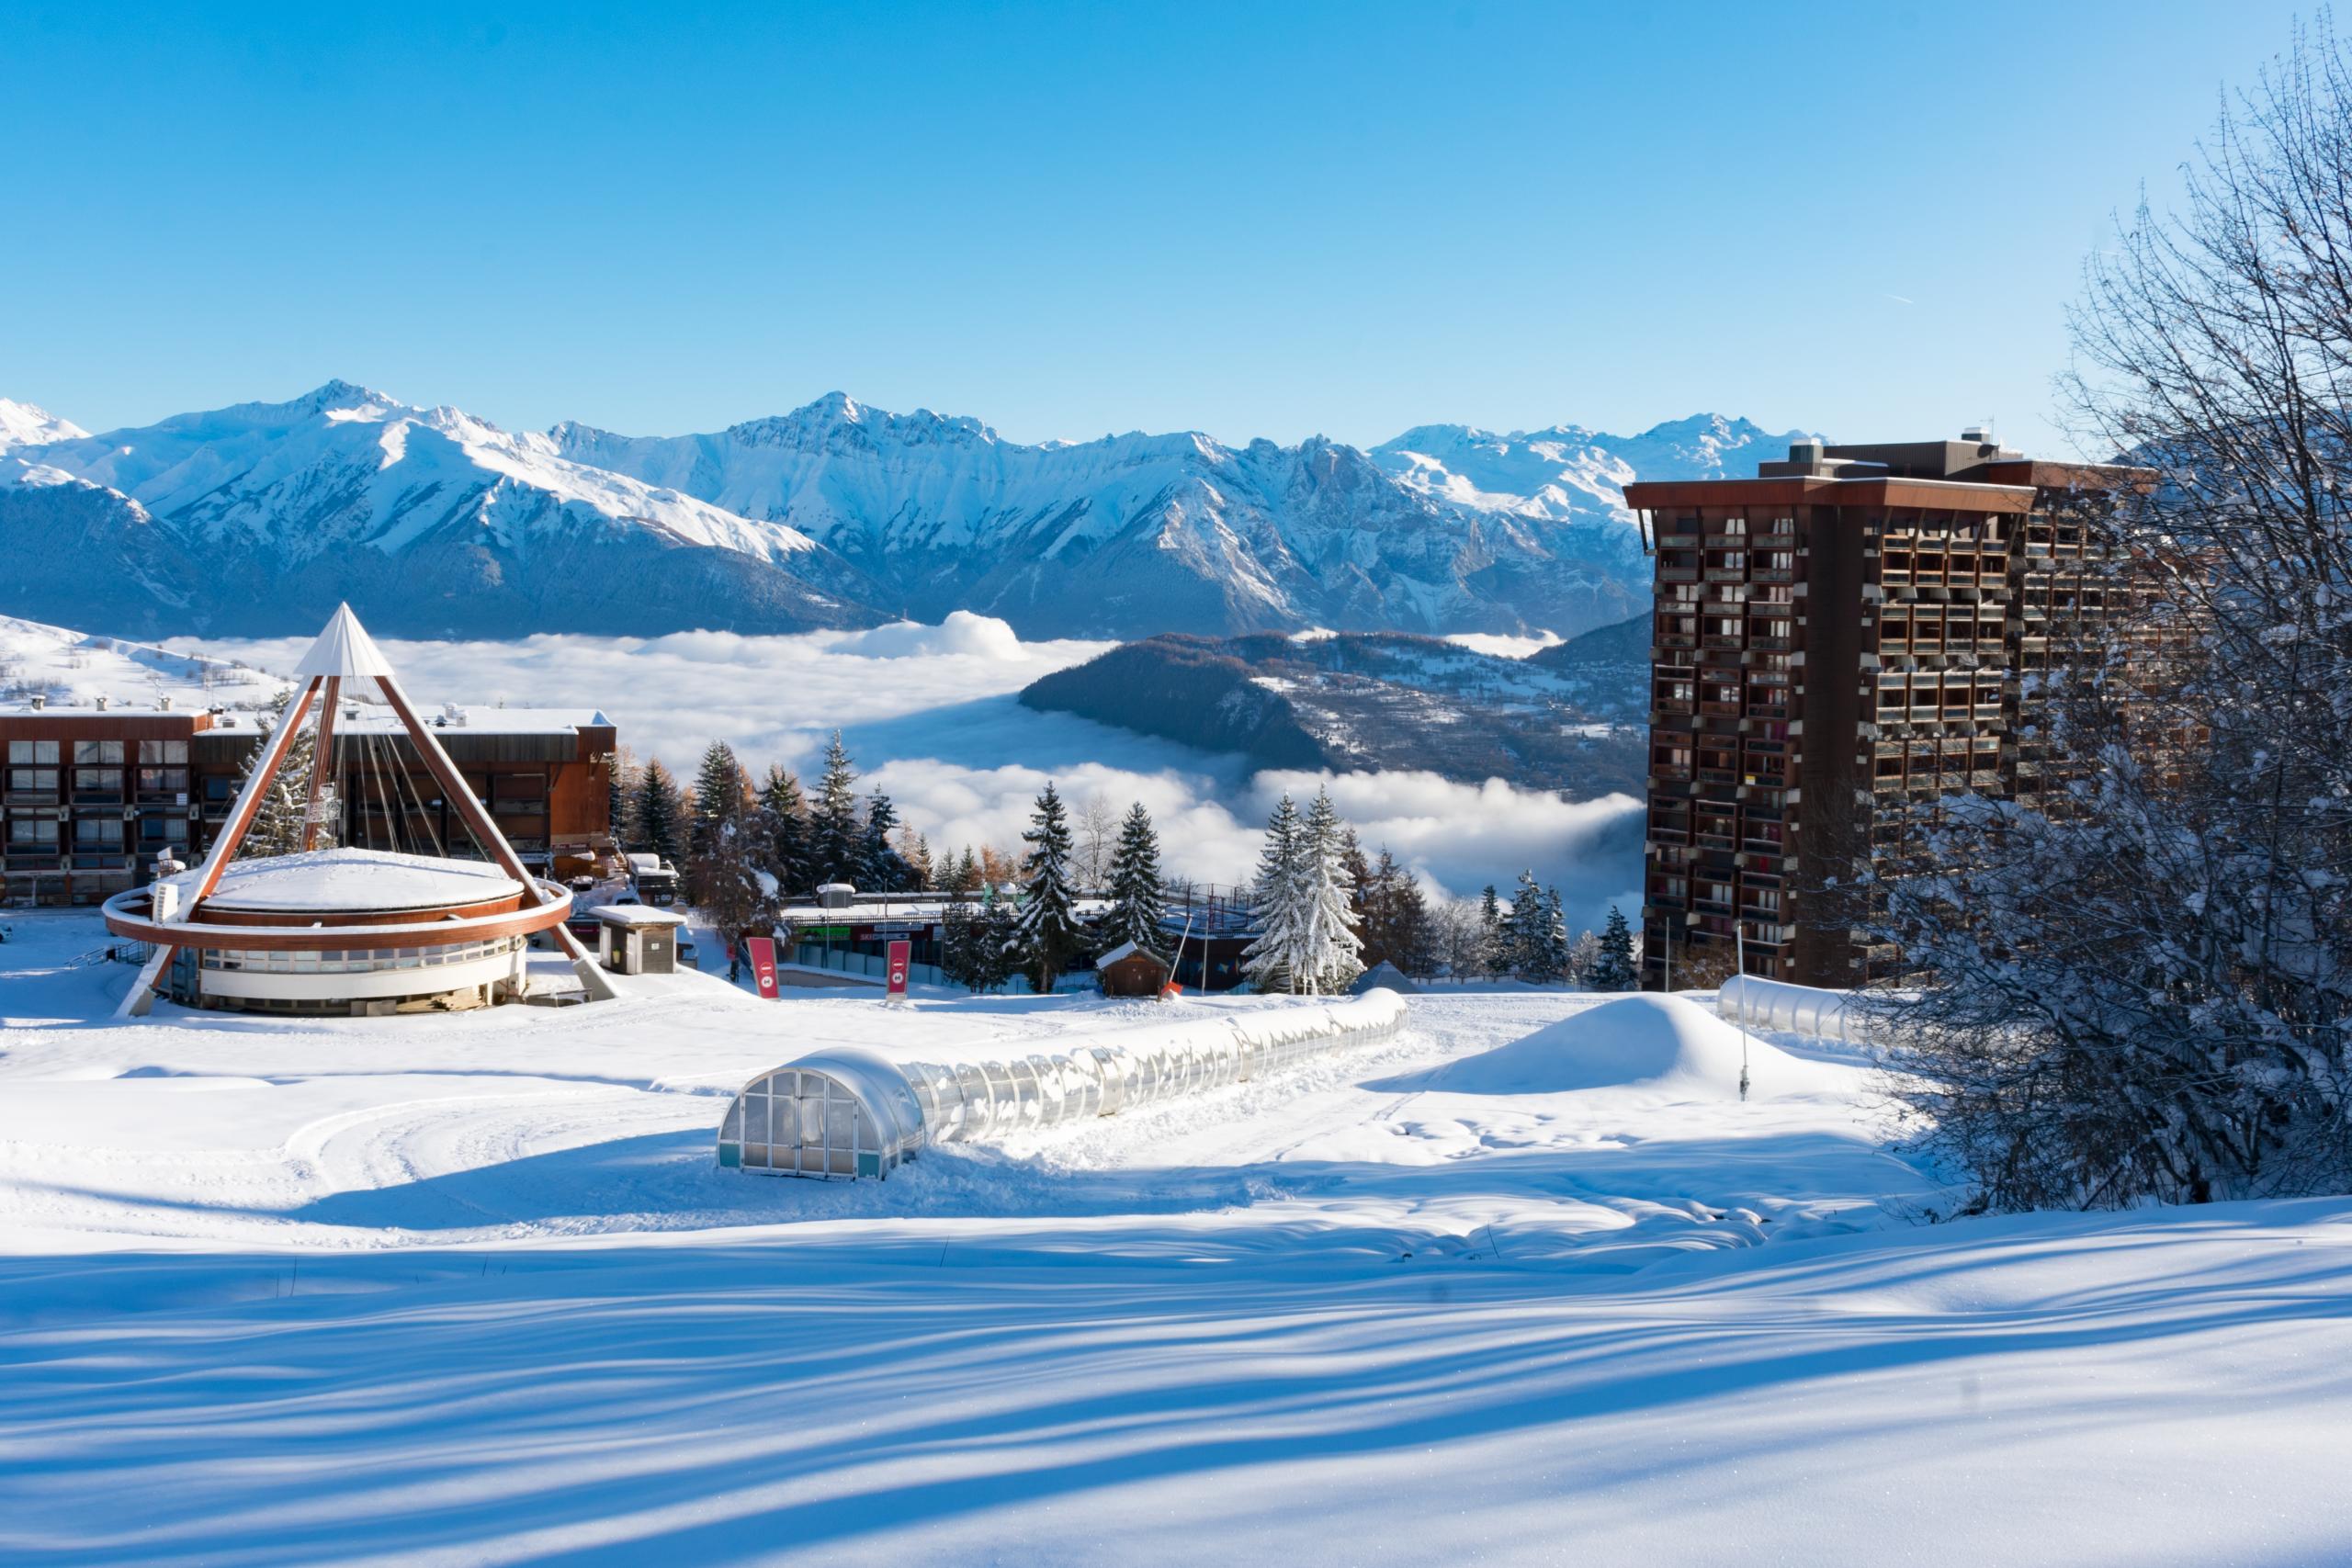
[332,705,612,737]
[1095,941,1167,968]
[586,904,685,927]
[176,848,524,914]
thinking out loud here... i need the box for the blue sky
[3,1,2313,455]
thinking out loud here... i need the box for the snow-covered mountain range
[1,383,1810,640]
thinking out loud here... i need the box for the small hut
[1095,941,1172,998]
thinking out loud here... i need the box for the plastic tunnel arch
[718,989,1409,1179]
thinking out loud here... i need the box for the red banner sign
[886,939,911,998]
[746,936,779,999]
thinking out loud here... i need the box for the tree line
[617,729,1634,998]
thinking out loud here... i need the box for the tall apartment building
[2,698,617,908]
[1623,431,2143,988]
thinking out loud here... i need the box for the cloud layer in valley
[175,617,1644,927]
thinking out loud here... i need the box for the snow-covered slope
[0,612,284,711]
[0,398,86,451]
[5,382,878,638]
[554,393,1664,640]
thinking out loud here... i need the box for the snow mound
[1407,994,1851,1100]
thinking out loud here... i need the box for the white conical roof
[293,604,395,679]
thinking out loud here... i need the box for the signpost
[885,939,911,1003]
[747,935,780,999]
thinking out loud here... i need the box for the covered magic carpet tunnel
[718,988,1409,1179]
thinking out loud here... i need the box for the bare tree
[1876,22,2352,1210]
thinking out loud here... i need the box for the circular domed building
[102,847,572,1014]
[103,605,614,1019]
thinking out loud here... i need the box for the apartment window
[138,814,190,846]
[6,740,60,795]
[74,767,124,795]
[74,818,123,848]
[74,740,124,765]
[7,818,58,848]
[138,739,188,765]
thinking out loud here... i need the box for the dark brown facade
[3,703,616,907]
[1624,434,2144,988]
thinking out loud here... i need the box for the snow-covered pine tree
[695,813,775,939]
[1479,885,1509,979]
[1589,905,1636,991]
[1102,801,1166,957]
[940,896,984,991]
[809,731,862,888]
[232,687,333,859]
[1011,782,1085,992]
[945,846,982,896]
[755,764,808,897]
[858,792,911,892]
[1540,886,1570,986]
[687,741,747,868]
[633,761,688,869]
[1287,788,1365,995]
[1502,869,1546,977]
[978,888,1021,993]
[1241,795,1306,993]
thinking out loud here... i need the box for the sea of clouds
[177,614,1644,927]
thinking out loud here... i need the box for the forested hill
[1017,615,1649,796]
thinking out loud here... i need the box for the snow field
[0,912,2347,1563]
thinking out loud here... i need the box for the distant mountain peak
[0,398,91,452]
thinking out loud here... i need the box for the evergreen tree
[978,889,1022,993]
[1479,885,1509,979]
[809,730,862,887]
[1590,905,1637,991]
[1352,847,1435,977]
[1012,782,1085,992]
[945,846,982,896]
[755,764,808,896]
[1382,852,1436,976]
[695,812,776,940]
[940,896,985,991]
[1241,795,1305,993]
[1248,790,1363,994]
[633,760,688,869]
[687,741,747,868]
[1503,869,1547,978]
[1293,788,1365,993]
[1102,802,1166,956]
[1540,886,1570,985]
[233,687,334,859]
[858,791,912,892]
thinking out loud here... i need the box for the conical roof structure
[294,602,397,679]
